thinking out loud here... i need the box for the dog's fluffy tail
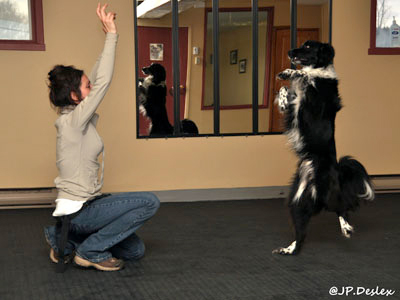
[338,156,374,210]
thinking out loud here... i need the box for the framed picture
[239,59,246,73]
[230,49,238,64]
[150,43,164,61]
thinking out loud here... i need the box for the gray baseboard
[154,186,289,203]
[0,175,399,209]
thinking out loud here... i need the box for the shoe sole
[73,255,124,272]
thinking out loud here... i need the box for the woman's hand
[96,3,117,34]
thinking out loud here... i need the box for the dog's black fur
[138,63,199,137]
[273,41,374,255]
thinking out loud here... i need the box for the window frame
[369,0,400,55]
[0,0,45,51]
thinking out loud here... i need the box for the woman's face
[79,74,92,100]
[71,74,92,104]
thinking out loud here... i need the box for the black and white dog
[138,63,199,137]
[273,40,374,255]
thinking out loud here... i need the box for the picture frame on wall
[239,59,246,73]
[230,49,238,64]
[150,43,164,61]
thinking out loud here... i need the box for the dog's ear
[318,43,335,66]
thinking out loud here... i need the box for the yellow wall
[0,0,399,193]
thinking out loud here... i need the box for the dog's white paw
[277,69,295,80]
[272,241,297,255]
[276,86,289,112]
[339,216,354,238]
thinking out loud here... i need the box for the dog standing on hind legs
[272,41,374,255]
[138,63,199,137]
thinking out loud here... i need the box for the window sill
[368,48,400,55]
[0,41,46,51]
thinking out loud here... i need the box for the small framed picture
[239,59,246,73]
[150,43,164,61]
[230,49,238,64]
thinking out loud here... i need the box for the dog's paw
[276,86,289,112]
[277,69,296,80]
[341,223,354,239]
[339,216,354,239]
[272,241,297,255]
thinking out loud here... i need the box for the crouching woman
[44,3,159,272]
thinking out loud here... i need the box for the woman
[44,3,160,272]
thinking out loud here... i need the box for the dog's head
[288,40,335,68]
[142,63,166,85]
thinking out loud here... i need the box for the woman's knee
[146,192,160,214]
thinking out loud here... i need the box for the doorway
[137,26,188,136]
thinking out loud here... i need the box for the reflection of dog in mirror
[138,63,199,136]
[273,40,374,255]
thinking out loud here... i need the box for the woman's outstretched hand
[96,3,117,34]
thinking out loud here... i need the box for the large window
[0,0,45,50]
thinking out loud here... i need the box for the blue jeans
[44,192,160,263]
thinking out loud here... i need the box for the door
[269,28,319,132]
[137,26,188,136]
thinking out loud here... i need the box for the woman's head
[47,65,92,111]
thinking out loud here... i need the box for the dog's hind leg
[272,206,312,255]
[337,212,354,238]
[273,177,314,255]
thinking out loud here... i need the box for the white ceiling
[137,0,329,19]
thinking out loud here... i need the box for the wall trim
[0,175,399,209]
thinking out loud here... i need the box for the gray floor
[0,194,399,300]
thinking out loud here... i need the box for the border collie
[272,40,374,255]
[138,63,199,137]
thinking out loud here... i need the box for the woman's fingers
[96,3,101,18]
[96,3,117,33]
[100,3,109,19]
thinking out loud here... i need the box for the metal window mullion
[134,0,140,138]
[172,0,181,135]
[252,0,259,134]
[290,0,297,69]
[212,0,220,135]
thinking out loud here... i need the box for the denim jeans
[44,192,160,263]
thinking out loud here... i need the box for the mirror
[203,7,272,134]
[369,0,400,54]
[135,0,331,137]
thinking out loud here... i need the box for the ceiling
[137,0,329,19]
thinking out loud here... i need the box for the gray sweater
[54,33,118,201]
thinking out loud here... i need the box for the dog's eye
[305,45,310,49]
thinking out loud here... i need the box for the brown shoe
[73,255,124,271]
[49,248,73,264]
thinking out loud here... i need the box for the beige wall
[0,0,399,193]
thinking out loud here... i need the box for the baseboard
[0,175,398,209]
[153,186,290,203]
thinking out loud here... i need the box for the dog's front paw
[277,69,294,80]
[276,86,289,112]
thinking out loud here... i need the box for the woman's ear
[70,91,80,104]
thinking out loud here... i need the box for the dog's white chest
[286,78,305,152]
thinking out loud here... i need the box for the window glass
[0,0,32,40]
[376,0,400,48]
